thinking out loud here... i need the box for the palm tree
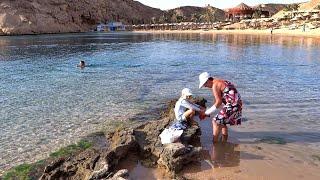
[204,5,216,23]
[159,14,167,24]
[171,13,178,23]
[191,13,201,23]
[176,15,185,23]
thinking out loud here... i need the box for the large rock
[158,143,202,174]
[0,0,163,35]
[39,98,206,179]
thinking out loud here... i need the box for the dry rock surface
[39,98,207,179]
[0,0,162,35]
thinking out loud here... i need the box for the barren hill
[299,0,320,10]
[0,0,163,35]
[166,6,226,22]
[273,0,320,18]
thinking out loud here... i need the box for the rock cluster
[39,98,206,179]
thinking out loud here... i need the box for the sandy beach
[121,119,320,180]
[181,119,320,180]
[134,28,320,38]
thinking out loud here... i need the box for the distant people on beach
[302,24,306,32]
[198,72,242,143]
[270,27,273,35]
[77,60,86,69]
[174,88,205,126]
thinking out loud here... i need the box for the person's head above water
[181,88,193,99]
[198,72,214,88]
[78,60,86,68]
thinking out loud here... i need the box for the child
[174,88,204,126]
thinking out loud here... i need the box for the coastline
[133,28,320,38]
[1,31,320,180]
[1,28,320,38]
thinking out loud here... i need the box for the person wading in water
[198,72,243,143]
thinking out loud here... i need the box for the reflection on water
[211,142,240,168]
[115,153,168,180]
[0,32,320,172]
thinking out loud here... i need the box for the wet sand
[134,28,320,38]
[118,118,320,180]
[181,119,320,179]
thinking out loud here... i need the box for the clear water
[1,32,320,171]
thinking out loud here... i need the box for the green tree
[176,15,185,23]
[252,11,262,19]
[203,5,216,23]
[284,4,300,11]
[171,13,178,23]
[191,13,201,23]
[159,14,167,23]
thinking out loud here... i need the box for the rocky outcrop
[0,0,163,35]
[253,4,288,16]
[165,6,226,22]
[299,0,320,10]
[39,98,206,179]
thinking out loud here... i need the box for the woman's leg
[221,125,228,142]
[212,121,221,143]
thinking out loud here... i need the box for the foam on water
[0,32,320,171]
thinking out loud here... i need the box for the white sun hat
[198,72,211,88]
[181,88,193,97]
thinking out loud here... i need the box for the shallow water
[1,32,320,172]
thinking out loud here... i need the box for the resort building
[96,22,126,32]
[225,3,270,22]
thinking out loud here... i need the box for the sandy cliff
[0,0,162,35]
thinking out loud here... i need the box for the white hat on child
[181,88,193,97]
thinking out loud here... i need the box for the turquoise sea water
[0,32,320,171]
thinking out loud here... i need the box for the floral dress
[214,81,242,125]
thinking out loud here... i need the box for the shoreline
[133,28,320,38]
[1,28,320,38]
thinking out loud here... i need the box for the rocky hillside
[273,0,320,18]
[0,0,314,35]
[299,0,320,10]
[0,0,163,35]
[253,4,288,16]
[165,6,226,22]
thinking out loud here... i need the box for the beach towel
[159,128,184,144]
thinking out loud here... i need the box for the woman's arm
[205,82,223,115]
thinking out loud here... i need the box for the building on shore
[96,22,126,32]
[225,3,270,22]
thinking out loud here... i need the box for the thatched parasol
[311,13,320,20]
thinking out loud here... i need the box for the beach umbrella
[311,14,320,20]
[303,12,312,17]
[310,10,320,13]
[282,15,289,19]
[273,18,280,22]
[262,18,272,22]
[296,14,304,19]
